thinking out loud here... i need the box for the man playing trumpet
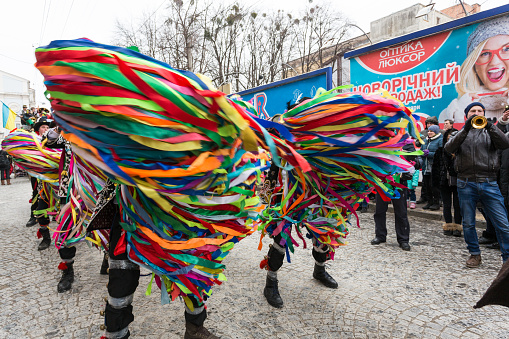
[445,102,509,268]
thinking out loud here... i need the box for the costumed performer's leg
[102,205,218,339]
[56,196,76,292]
[26,176,38,227]
[311,240,338,288]
[36,194,51,251]
[184,295,218,339]
[263,233,286,308]
[102,208,139,339]
[57,246,76,292]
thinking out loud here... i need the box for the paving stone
[2,178,509,338]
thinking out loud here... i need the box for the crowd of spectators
[372,102,509,268]
[19,105,52,131]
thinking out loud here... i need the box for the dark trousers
[105,207,206,336]
[423,174,440,205]
[30,177,38,217]
[440,184,462,224]
[36,195,50,226]
[479,208,497,239]
[59,246,76,261]
[267,230,329,271]
[374,190,410,244]
[0,168,8,180]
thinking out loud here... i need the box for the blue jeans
[457,178,509,262]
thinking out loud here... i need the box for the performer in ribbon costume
[2,127,61,250]
[257,89,422,308]
[35,38,304,339]
[45,127,110,292]
[2,127,109,293]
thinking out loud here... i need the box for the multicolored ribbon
[55,153,110,249]
[35,38,290,305]
[1,130,61,184]
[258,88,422,259]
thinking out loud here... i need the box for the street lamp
[282,63,299,75]
[345,24,373,45]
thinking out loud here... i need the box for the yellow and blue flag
[1,101,17,130]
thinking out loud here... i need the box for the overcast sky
[1,0,507,106]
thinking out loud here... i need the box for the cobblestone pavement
[1,178,509,339]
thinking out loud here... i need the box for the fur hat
[464,102,485,116]
[425,115,439,125]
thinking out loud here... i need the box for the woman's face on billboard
[474,35,509,91]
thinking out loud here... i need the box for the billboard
[346,9,509,123]
[234,67,333,119]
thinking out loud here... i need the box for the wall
[370,4,452,44]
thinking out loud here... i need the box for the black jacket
[432,129,458,187]
[444,124,509,179]
[497,124,509,206]
[0,150,11,169]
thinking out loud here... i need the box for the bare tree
[113,0,351,92]
[203,3,247,91]
[291,3,350,74]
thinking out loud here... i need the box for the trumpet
[472,115,487,129]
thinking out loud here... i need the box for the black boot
[26,216,37,227]
[57,262,74,293]
[313,263,338,289]
[263,275,283,308]
[37,228,51,251]
[184,321,219,339]
[100,253,109,275]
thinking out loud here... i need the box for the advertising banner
[349,14,509,123]
[234,67,333,119]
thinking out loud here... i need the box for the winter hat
[425,115,439,125]
[464,102,485,116]
[467,15,509,56]
[428,125,440,134]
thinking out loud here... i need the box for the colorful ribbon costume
[257,89,422,261]
[1,130,61,218]
[35,38,297,307]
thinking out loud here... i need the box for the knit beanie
[464,102,485,116]
[428,125,440,134]
[467,15,509,56]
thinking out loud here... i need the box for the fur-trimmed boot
[451,223,462,237]
[37,227,51,250]
[443,223,453,236]
[57,261,74,293]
